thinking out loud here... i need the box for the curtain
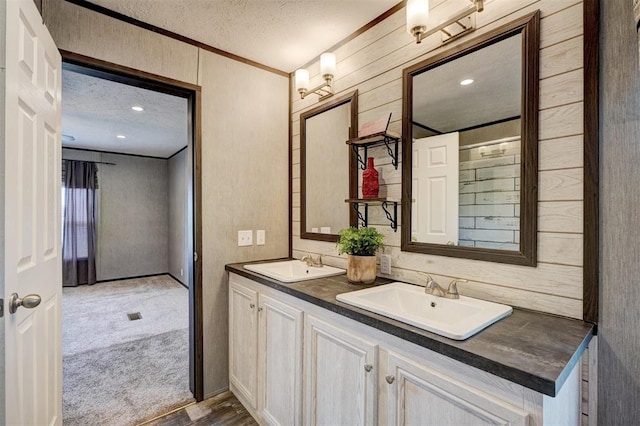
[62,160,97,286]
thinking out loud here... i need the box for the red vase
[362,157,379,198]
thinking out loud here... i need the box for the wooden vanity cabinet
[229,275,303,426]
[229,273,581,425]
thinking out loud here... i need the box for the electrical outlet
[238,230,253,246]
[180,268,184,277]
[379,254,392,274]
[256,230,265,245]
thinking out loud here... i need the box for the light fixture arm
[298,76,334,100]
[411,0,485,44]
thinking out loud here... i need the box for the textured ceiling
[84,0,400,72]
[62,69,189,158]
[412,34,521,134]
[62,0,401,156]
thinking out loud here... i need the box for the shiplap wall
[291,0,585,319]
[459,140,522,250]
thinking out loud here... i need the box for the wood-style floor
[143,391,257,426]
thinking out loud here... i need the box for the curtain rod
[65,159,116,166]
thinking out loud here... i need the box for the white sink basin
[336,282,512,340]
[244,260,345,283]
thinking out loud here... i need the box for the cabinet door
[258,293,304,426]
[258,294,303,425]
[385,351,529,425]
[304,314,377,426]
[229,280,259,409]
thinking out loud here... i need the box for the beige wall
[292,0,585,319]
[45,0,289,396]
[198,50,289,394]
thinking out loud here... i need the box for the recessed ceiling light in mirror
[116,134,126,139]
[131,105,144,112]
[459,78,474,86]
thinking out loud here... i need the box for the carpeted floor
[63,275,194,426]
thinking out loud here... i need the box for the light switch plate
[256,230,265,245]
[238,230,253,246]
[379,254,392,274]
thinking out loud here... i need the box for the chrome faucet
[420,273,467,299]
[301,253,323,267]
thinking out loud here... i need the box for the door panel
[304,314,377,426]
[412,132,459,245]
[259,293,303,426]
[386,351,529,425]
[229,280,259,409]
[4,0,63,424]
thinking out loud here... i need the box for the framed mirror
[401,12,539,266]
[301,91,358,242]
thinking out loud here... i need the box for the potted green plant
[336,227,384,284]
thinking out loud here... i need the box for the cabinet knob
[385,375,395,384]
[364,364,373,372]
[249,303,255,309]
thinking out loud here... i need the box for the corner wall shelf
[346,131,401,170]
[345,198,399,232]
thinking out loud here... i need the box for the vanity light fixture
[407,0,486,44]
[131,105,144,112]
[294,52,336,101]
[459,78,474,86]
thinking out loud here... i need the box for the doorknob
[8,293,41,314]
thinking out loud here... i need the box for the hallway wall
[62,149,169,281]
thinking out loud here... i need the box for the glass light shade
[295,69,310,92]
[320,52,336,78]
[406,0,429,34]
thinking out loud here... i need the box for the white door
[412,132,459,244]
[3,0,63,424]
[304,314,377,426]
[258,293,303,426]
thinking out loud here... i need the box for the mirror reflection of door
[412,133,459,245]
[409,33,522,250]
[402,12,539,265]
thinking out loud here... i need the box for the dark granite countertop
[226,260,594,397]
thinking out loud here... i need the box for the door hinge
[0,299,4,318]
[194,252,198,262]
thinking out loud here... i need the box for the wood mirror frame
[401,12,540,266]
[300,91,358,242]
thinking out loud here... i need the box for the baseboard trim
[168,273,188,289]
[96,272,169,283]
[204,386,231,402]
[137,400,197,425]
